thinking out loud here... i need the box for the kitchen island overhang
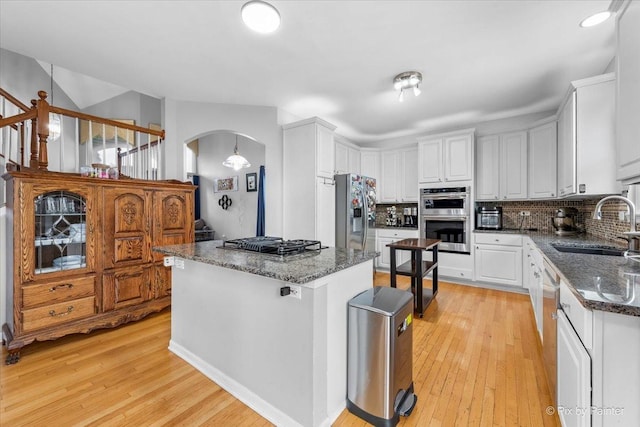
[154,241,377,427]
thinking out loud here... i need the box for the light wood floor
[1,273,559,426]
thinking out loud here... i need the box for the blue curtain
[256,165,266,236]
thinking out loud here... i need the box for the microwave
[476,206,503,230]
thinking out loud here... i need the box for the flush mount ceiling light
[393,71,422,102]
[241,0,281,34]
[579,10,612,27]
[223,135,251,171]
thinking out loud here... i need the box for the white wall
[196,133,265,240]
[162,99,284,237]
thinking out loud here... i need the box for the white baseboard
[169,340,309,427]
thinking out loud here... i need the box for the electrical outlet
[620,211,627,222]
[288,285,302,300]
[163,256,174,267]
[519,211,531,217]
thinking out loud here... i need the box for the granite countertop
[474,229,640,316]
[153,240,377,285]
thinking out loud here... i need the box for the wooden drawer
[22,276,95,309]
[560,280,593,350]
[22,296,96,332]
[475,233,522,246]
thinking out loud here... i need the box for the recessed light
[579,10,612,27]
[241,1,281,34]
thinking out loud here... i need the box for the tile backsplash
[477,199,639,243]
[376,203,419,227]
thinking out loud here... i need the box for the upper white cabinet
[378,147,419,203]
[335,137,361,175]
[400,147,419,202]
[476,131,527,201]
[528,120,557,199]
[418,129,474,184]
[335,141,349,175]
[360,150,380,181]
[557,74,619,198]
[282,117,337,243]
[616,0,640,184]
[380,150,400,203]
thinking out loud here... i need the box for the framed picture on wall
[246,172,257,192]
[214,176,238,192]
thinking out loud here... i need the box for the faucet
[593,195,638,251]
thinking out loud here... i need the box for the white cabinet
[360,150,380,181]
[528,121,557,199]
[283,117,337,243]
[557,74,619,198]
[474,233,522,287]
[418,129,474,184]
[616,0,640,184]
[378,147,418,203]
[375,228,419,270]
[335,139,361,175]
[400,147,419,202]
[476,131,527,201]
[334,141,349,175]
[524,238,543,339]
[379,151,400,203]
[557,309,591,427]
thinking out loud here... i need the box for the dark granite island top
[153,240,378,284]
[474,229,640,316]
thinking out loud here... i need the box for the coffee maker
[552,207,579,235]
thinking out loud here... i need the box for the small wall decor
[246,172,257,192]
[218,195,232,210]
[214,176,238,192]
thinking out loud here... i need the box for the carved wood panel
[153,190,194,261]
[104,188,151,269]
[102,265,151,311]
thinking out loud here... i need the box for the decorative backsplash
[376,203,419,227]
[477,199,639,243]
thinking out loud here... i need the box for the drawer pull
[49,283,74,292]
[49,306,74,317]
[561,302,570,310]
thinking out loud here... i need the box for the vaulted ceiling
[0,0,615,143]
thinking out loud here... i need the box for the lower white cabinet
[524,238,543,338]
[557,309,591,427]
[375,228,419,270]
[473,233,522,287]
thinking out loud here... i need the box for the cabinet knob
[561,302,570,311]
[551,193,555,197]
[494,196,498,200]
[495,239,500,242]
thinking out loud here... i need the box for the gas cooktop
[222,236,323,256]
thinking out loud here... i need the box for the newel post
[35,90,50,170]
[29,99,39,168]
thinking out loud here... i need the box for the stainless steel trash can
[347,286,417,427]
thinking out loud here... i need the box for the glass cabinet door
[34,191,87,274]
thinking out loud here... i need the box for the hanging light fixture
[241,0,281,34]
[223,135,251,171]
[48,63,61,141]
[393,71,422,102]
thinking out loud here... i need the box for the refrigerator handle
[361,189,368,251]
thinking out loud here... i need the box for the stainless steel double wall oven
[420,186,471,254]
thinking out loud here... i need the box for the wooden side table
[387,238,441,317]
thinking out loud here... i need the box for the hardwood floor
[1,273,559,426]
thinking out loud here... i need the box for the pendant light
[223,135,251,171]
[48,63,61,141]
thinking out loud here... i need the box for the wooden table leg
[416,248,424,317]
[390,247,397,288]
[432,246,439,297]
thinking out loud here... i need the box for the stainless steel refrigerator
[335,174,377,252]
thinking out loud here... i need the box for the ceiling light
[223,135,251,171]
[241,1,281,34]
[580,10,612,27]
[393,71,422,102]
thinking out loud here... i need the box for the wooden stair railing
[0,88,165,179]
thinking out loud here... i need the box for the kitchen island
[154,241,377,427]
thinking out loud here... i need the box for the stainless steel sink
[550,242,625,256]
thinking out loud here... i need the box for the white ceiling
[0,0,616,144]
